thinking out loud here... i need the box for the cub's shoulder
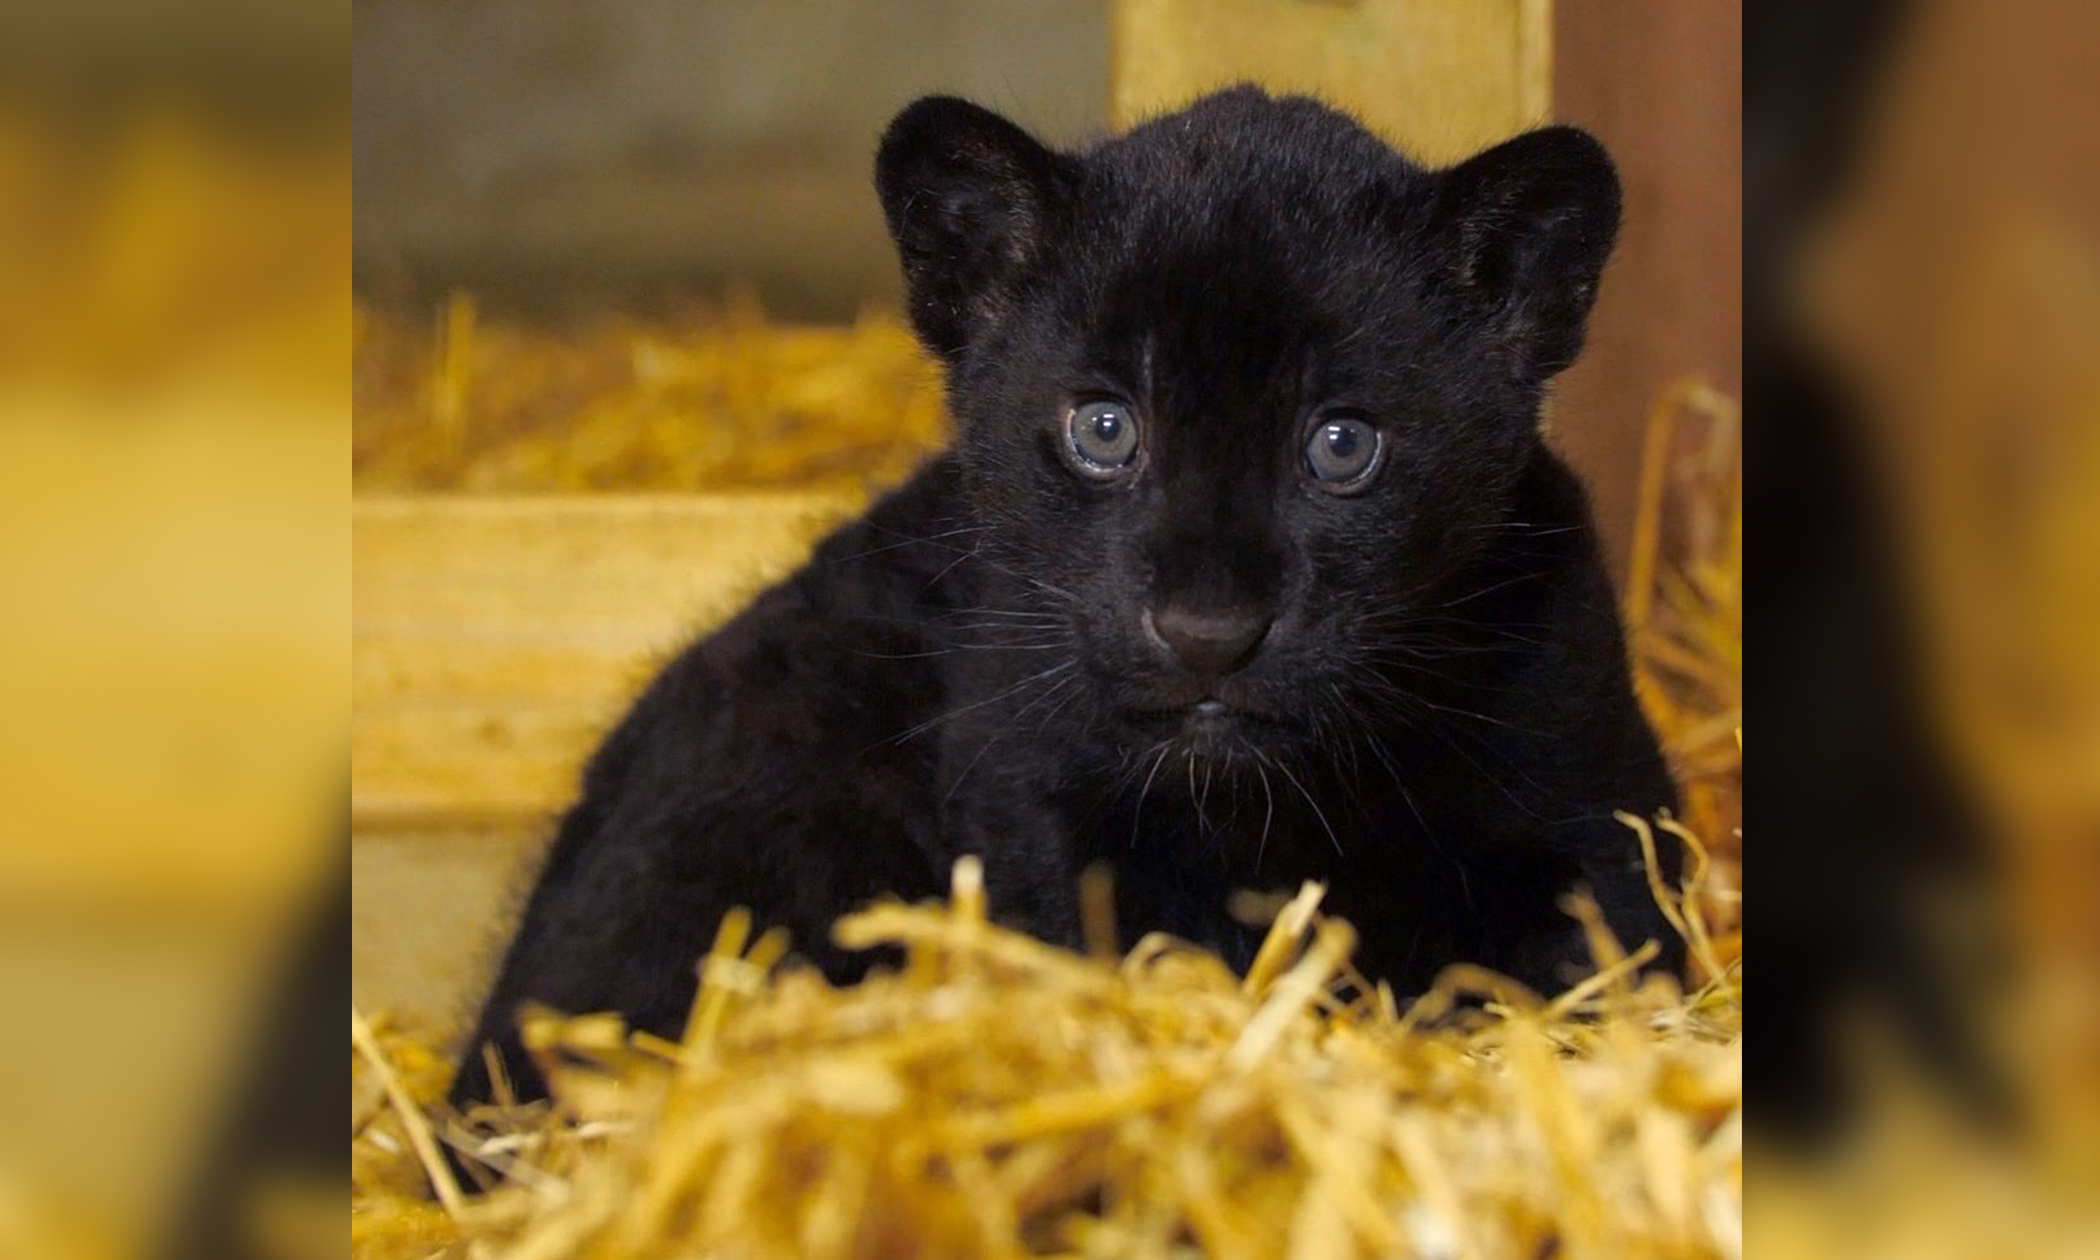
[650,456,969,732]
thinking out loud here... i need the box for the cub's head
[875,87,1617,760]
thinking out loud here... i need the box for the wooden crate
[352,493,856,1027]
[353,492,855,831]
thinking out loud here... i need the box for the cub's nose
[1144,605,1272,677]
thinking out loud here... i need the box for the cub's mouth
[1121,694,1298,760]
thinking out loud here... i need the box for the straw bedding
[350,304,1742,1260]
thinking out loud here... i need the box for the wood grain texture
[1551,0,1742,579]
[1110,0,1550,164]
[352,493,857,831]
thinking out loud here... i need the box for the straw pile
[350,302,1742,1259]
[1625,378,1742,976]
[354,849,1738,1260]
[352,294,946,495]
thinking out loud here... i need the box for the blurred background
[1,0,344,1255]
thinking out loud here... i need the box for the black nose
[1145,606,1272,676]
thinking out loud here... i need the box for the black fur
[450,88,1680,1108]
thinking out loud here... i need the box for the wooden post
[1110,0,1551,164]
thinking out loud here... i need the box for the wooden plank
[352,826,538,1035]
[1551,0,1741,578]
[352,493,858,831]
[1110,0,1551,164]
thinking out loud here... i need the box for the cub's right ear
[875,97,1074,363]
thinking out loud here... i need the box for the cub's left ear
[875,97,1075,364]
[1431,126,1621,381]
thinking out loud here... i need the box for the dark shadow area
[161,831,348,1260]
[1748,0,2016,1147]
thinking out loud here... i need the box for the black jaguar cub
[451,87,1681,1107]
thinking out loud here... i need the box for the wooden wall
[1552,0,1743,577]
[1110,0,1549,163]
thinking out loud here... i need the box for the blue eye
[1304,416,1381,488]
[1066,400,1141,473]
